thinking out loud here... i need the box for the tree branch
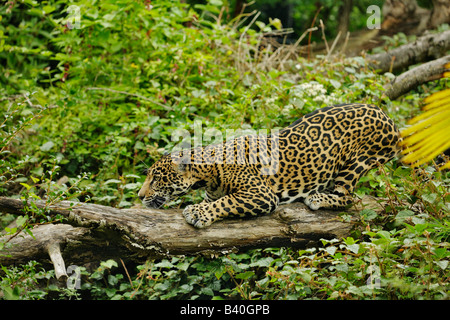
[368,29,450,73]
[0,196,381,266]
[47,242,68,280]
[384,55,450,100]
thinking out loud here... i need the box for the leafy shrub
[0,0,448,300]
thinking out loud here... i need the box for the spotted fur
[138,104,400,228]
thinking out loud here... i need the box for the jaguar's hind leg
[304,155,381,210]
[304,185,353,210]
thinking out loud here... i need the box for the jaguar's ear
[173,161,190,174]
[171,152,191,174]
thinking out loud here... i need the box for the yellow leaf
[421,95,450,112]
[440,161,450,170]
[30,176,40,183]
[400,112,447,137]
[408,103,450,124]
[400,83,450,169]
[20,183,32,190]
[423,88,450,104]
[401,115,450,145]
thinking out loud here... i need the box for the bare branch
[368,29,450,73]
[0,196,381,266]
[384,55,450,100]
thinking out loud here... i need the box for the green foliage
[0,0,448,300]
[254,0,384,41]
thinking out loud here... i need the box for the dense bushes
[0,0,449,300]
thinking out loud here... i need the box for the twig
[340,31,350,55]
[326,31,341,60]
[120,258,134,289]
[308,6,322,60]
[389,56,396,73]
[237,10,261,74]
[231,1,256,30]
[47,242,68,280]
[319,19,329,54]
[280,27,318,66]
[86,87,171,111]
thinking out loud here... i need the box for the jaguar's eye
[151,175,161,185]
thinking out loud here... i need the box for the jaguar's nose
[139,195,145,201]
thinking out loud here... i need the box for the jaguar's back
[271,103,399,209]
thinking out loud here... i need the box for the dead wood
[0,196,382,270]
[384,54,450,100]
[368,29,450,73]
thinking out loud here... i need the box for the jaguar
[138,103,400,228]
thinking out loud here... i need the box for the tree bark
[368,29,450,73]
[337,0,353,36]
[384,54,450,100]
[0,196,382,269]
[381,0,430,36]
[429,0,450,29]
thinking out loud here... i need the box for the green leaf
[434,260,448,270]
[123,183,140,190]
[179,284,193,293]
[154,260,173,269]
[343,237,357,245]
[347,244,360,254]
[422,193,438,204]
[432,248,449,259]
[16,215,28,227]
[250,257,273,267]
[235,271,255,280]
[42,5,56,14]
[108,274,118,286]
[329,79,341,89]
[154,282,170,291]
[101,259,118,269]
[40,141,55,152]
[176,261,190,271]
[325,246,337,256]
[104,179,122,185]
[395,210,415,223]
[209,0,223,5]
[201,287,214,296]
[2,287,20,300]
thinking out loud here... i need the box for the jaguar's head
[138,154,193,209]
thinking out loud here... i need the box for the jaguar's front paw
[182,204,213,228]
[304,194,322,211]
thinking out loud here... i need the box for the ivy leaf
[434,260,448,270]
[325,246,337,256]
[40,141,55,152]
[347,244,360,254]
[16,215,28,227]
[422,193,437,204]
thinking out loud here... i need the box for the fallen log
[385,54,450,100]
[0,196,381,272]
[368,29,450,73]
